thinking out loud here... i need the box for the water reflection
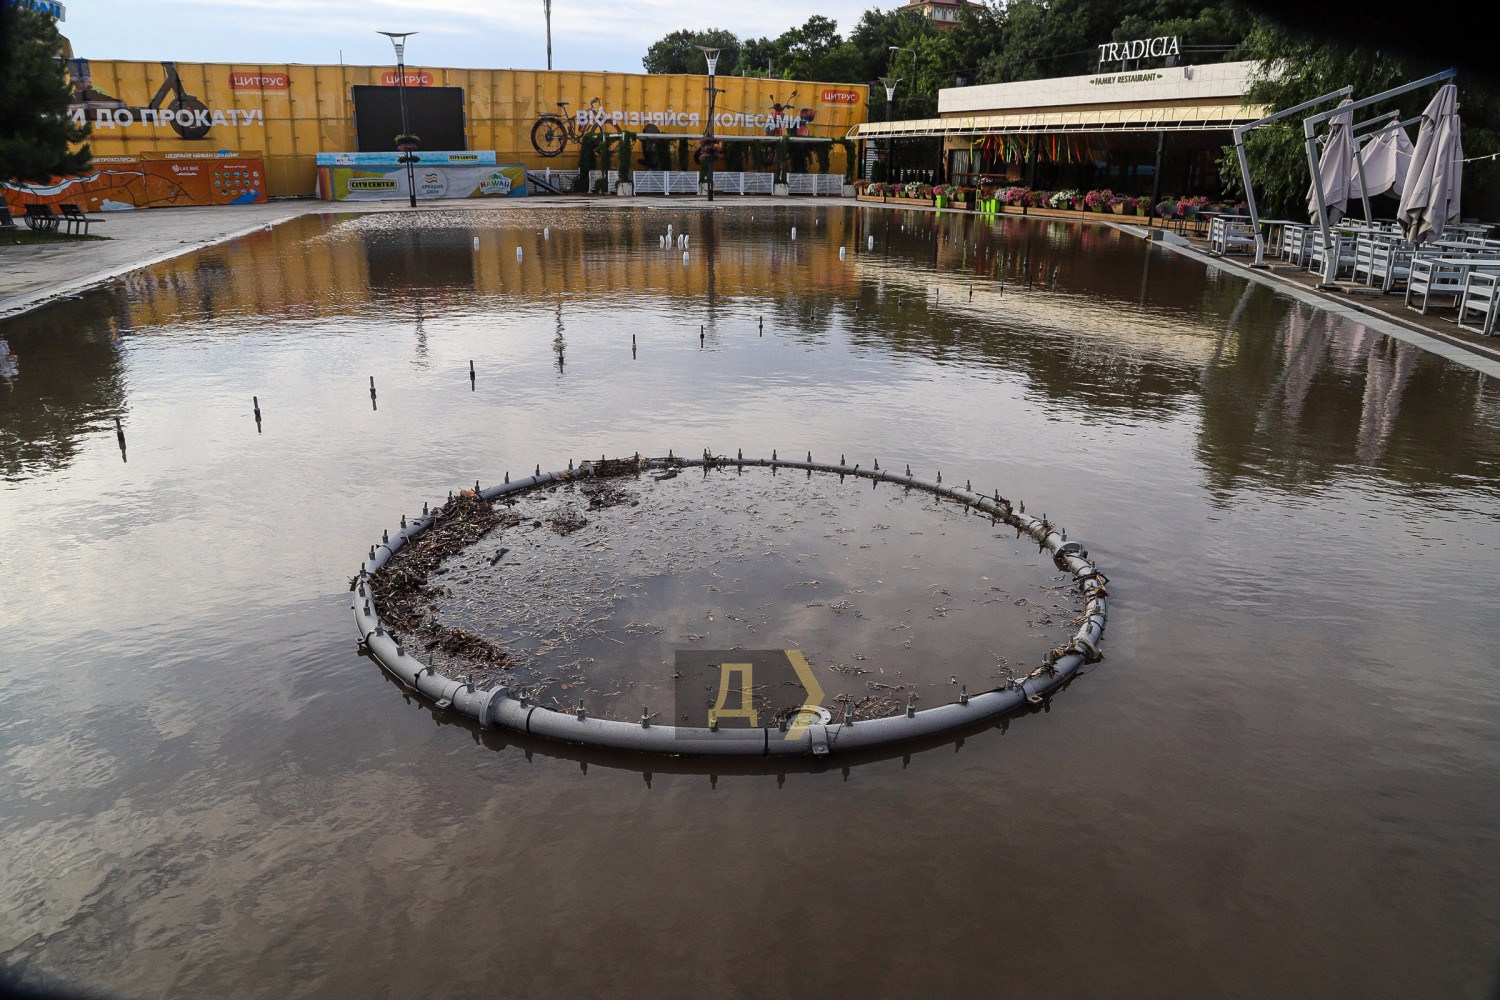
[1,204,1498,1000]
[2,206,1497,494]
[0,289,127,481]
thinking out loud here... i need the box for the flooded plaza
[2,203,1498,998]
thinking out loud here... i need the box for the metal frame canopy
[350,453,1110,758]
[1348,112,1424,222]
[1231,86,1353,266]
[1303,68,1457,283]
[852,103,1268,139]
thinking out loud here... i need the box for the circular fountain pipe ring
[351,455,1108,757]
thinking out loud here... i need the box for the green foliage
[675,137,691,171]
[774,136,790,184]
[838,138,857,183]
[1227,19,1500,219]
[813,140,832,174]
[575,131,599,192]
[599,133,612,176]
[0,4,92,183]
[643,2,1248,124]
[617,132,634,184]
[643,29,742,75]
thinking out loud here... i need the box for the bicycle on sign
[531,97,620,157]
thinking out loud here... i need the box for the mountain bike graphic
[530,97,619,157]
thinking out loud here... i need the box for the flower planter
[856,193,886,204]
[1110,204,1126,215]
[934,195,949,208]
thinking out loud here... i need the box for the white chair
[1405,257,1500,314]
[1457,272,1500,335]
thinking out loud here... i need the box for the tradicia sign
[1097,36,1180,65]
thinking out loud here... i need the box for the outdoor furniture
[1457,272,1500,335]
[1258,219,1298,258]
[1281,224,1313,265]
[57,204,98,235]
[1362,240,1418,292]
[1308,229,1358,279]
[23,204,60,233]
[1209,216,1257,255]
[1405,257,1500,314]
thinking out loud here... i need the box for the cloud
[60,0,876,72]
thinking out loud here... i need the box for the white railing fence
[588,170,846,196]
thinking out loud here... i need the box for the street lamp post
[543,0,552,70]
[379,31,419,208]
[888,46,918,181]
[880,76,900,183]
[697,45,721,202]
[888,45,917,82]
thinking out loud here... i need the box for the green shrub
[838,138,857,183]
[812,141,831,175]
[617,132,634,185]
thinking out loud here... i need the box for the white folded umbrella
[1398,83,1463,243]
[1356,120,1416,198]
[1308,98,1355,222]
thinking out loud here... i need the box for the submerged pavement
[0,194,813,320]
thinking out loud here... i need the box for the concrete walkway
[0,201,319,319]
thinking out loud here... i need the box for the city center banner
[2,150,267,212]
[314,153,526,201]
[64,58,868,198]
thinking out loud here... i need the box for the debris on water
[369,459,1081,721]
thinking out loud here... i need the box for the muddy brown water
[1,205,1498,999]
[392,466,1079,720]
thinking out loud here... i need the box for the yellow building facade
[69,60,869,198]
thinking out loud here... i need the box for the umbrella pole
[1304,118,1337,285]
[1354,136,1373,222]
[1233,133,1268,267]
[1232,86,1354,270]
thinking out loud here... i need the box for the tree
[642,29,743,75]
[1226,18,1500,221]
[0,3,91,183]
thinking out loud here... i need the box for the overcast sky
[60,0,878,73]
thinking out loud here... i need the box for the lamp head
[695,45,722,75]
[378,31,416,59]
[880,76,900,103]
